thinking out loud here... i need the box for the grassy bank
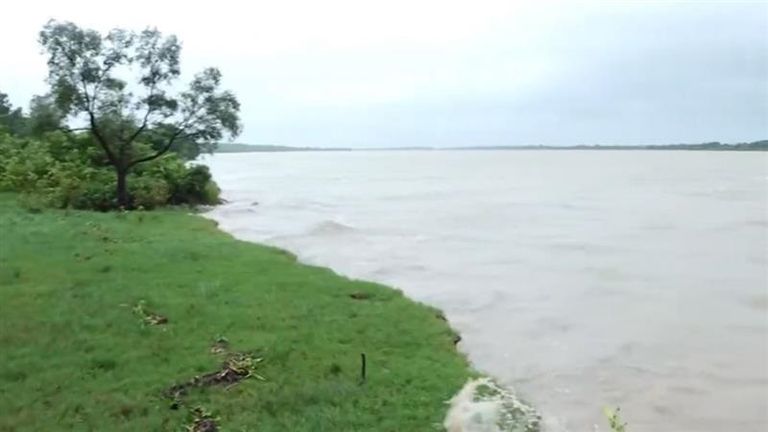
[0,194,471,431]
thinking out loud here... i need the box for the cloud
[2,0,766,146]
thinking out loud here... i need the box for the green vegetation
[452,140,768,151]
[0,131,220,210]
[0,18,646,432]
[38,21,240,208]
[0,194,471,431]
[0,20,239,211]
[604,407,629,432]
[215,141,768,153]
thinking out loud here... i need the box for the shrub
[65,171,117,211]
[135,156,221,206]
[128,175,171,210]
[201,179,221,205]
[0,137,56,192]
[0,132,221,210]
[172,164,221,205]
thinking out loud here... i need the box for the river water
[202,150,768,432]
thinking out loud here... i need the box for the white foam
[444,378,541,432]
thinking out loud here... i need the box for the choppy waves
[304,220,356,236]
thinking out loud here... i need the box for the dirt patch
[349,291,373,300]
[434,312,462,346]
[165,352,265,402]
[209,337,229,355]
[186,406,219,432]
[162,338,264,430]
[190,418,218,432]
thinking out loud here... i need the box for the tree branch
[123,82,156,146]
[126,91,207,168]
[126,128,188,167]
[75,59,120,165]
[92,59,117,97]
[88,110,118,165]
[59,126,91,133]
[122,49,165,148]
[81,79,118,165]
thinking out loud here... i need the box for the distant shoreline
[216,140,768,153]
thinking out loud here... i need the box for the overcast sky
[2,0,766,147]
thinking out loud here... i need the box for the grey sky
[2,0,766,147]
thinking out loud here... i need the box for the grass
[0,193,471,431]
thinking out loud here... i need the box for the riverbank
[0,193,472,431]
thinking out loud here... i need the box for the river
[202,150,768,432]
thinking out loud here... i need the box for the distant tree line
[452,141,768,151]
[565,141,768,151]
[215,141,768,153]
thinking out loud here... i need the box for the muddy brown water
[202,150,768,431]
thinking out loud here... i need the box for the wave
[304,220,356,236]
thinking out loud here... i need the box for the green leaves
[40,21,104,115]
[27,94,65,137]
[604,407,628,432]
[0,93,27,136]
[0,130,221,210]
[177,68,242,144]
[135,28,181,85]
[38,20,241,206]
[39,20,241,164]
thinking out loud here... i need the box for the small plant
[224,352,265,382]
[185,406,219,432]
[209,335,230,355]
[131,300,168,326]
[604,407,628,432]
[164,351,265,404]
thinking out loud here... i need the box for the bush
[173,164,221,205]
[65,171,117,211]
[0,132,221,211]
[128,175,170,210]
[201,179,221,205]
[135,156,221,206]
[0,136,56,192]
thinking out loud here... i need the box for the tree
[0,92,27,136]
[26,94,65,137]
[39,20,241,208]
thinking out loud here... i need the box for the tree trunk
[116,167,129,209]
